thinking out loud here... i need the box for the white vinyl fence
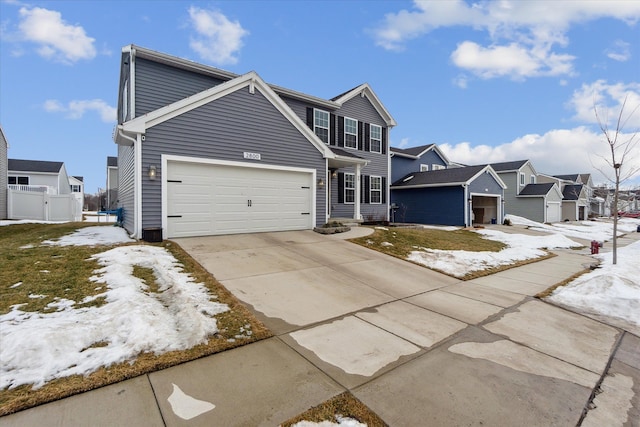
[7,187,81,221]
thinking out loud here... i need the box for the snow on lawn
[507,215,640,242]
[293,416,367,427]
[408,228,581,278]
[0,244,229,390]
[546,240,640,335]
[42,226,134,246]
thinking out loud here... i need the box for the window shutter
[364,175,370,203]
[330,113,337,146]
[357,122,364,151]
[338,172,344,203]
[382,177,387,203]
[364,123,370,152]
[306,107,314,129]
[382,127,387,154]
[338,117,344,148]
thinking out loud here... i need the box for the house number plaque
[243,152,261,160]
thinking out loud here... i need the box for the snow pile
[293,416,367,427]
[0,245,229,390]
[546,240,640,335]
[0,219,68,226]
[42,226,134,246]
[506,215,640,242]
[408,228,580,278]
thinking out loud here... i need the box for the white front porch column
[355,163,361,220]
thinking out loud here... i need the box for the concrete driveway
[4,229,635,426]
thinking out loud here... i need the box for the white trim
[134,133,143,239]
[313,108,330,144]
[432,164,445,171]
[162,154,317,238]
[343,116,358,150]
[332,83,397,128]
[344,172,356,204]
[420,164,429,172]
[519,172,525,186]
[470,192,502,224]
[130,47,136,120]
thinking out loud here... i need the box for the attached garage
[165,158,315,238]
[546,202,561,223]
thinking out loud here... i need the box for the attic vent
[403,175,414,182]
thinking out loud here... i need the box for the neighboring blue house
[113,45,396,239]
[391,164,506,226]
[390,144,451,183]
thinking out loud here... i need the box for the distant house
[490,160,563,223]
[69,175,85,211]
[538,173,590,220]
[106,156,118,210]
[0,126,8,220]
[593,187,611,216]
[113,45,396,239]
[390,164,506,226]
[390,144,451,183]
[7,158,81,221]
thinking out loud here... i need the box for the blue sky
[1,0,639,195]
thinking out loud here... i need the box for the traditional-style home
[390,144,451,183]
[489,160,563,223]
[113,45,396,240]
[538,173,590,220]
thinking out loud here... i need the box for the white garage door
[166,161,314,238]
[547,202,561,223]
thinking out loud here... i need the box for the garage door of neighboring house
[546,202,561,223]
[166,161,314,238]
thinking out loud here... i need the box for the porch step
[328,217,363,227]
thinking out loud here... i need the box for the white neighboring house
[0,126,8,220]
[106,156,118,210]
[7,159,82,221]
[69,175,85,211]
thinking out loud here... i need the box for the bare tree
[594,96,640,264]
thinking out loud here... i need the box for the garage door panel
[167,161,313,238]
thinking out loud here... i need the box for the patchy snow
[0,219,68,226]
[374,226,389,231]
[408,228,580,278]
[380,241,394,247]
[421,224,460,231]
[42,226,134,246]
[0,244,229,390]
[293,416,367,427]
[546,240,640,335]
[506,215,640,242]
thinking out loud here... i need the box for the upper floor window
[432,164,445,171]
[70,185,82,193]
[530,175,536,184]
[370,176,382,204]
[520,172,525,186]
[344,173,355,203]
[370,124,382,153]
[8,176,29,185]
[344,117,357,149]
[314,109,330,143]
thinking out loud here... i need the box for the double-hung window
[370,124,382,153]
[519,172,525,186]
[344,117,357,149]
[370,176,382,204]
[314,109,330,143]
[344,173,355,203]
[530,175,536,184]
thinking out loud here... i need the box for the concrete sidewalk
[2,229,638,426]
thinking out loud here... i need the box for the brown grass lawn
[0,222,271,416]
[350,226,555,280]
[281,392,388,427]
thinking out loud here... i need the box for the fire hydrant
[590,240,599,255]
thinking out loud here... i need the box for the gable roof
[579,174,591,185]
[554,174,581,183]
[72,176,84,182]
[9,159,64,174]
[487,160,529,172]
[390,144,451,165]
[117,70,335,160]
[563,184,585,200]
[330,83,397,128]
[518,183,556,196]
[392,165,506,190]
[0,125,7,149]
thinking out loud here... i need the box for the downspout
[116,128,140,239]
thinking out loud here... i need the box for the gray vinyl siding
[117,52,131,125]
[510,197,545,223]
[135,57,226,117]
[0,132,7,219]
[141,86,326,230]
[118,144,136,234]
[469,171,503,195]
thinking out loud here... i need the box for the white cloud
[372,0,640,81]
[568,80,640,129]
[17,7,96,63]
[396,137,411,149]
[43,99,116,123]
[187,7,248,65]
[605,40,631,62]
[438,127,640,186]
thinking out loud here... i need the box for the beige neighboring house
[0,126,8,220]
[537,173,589,221]
[106,156,118,210]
